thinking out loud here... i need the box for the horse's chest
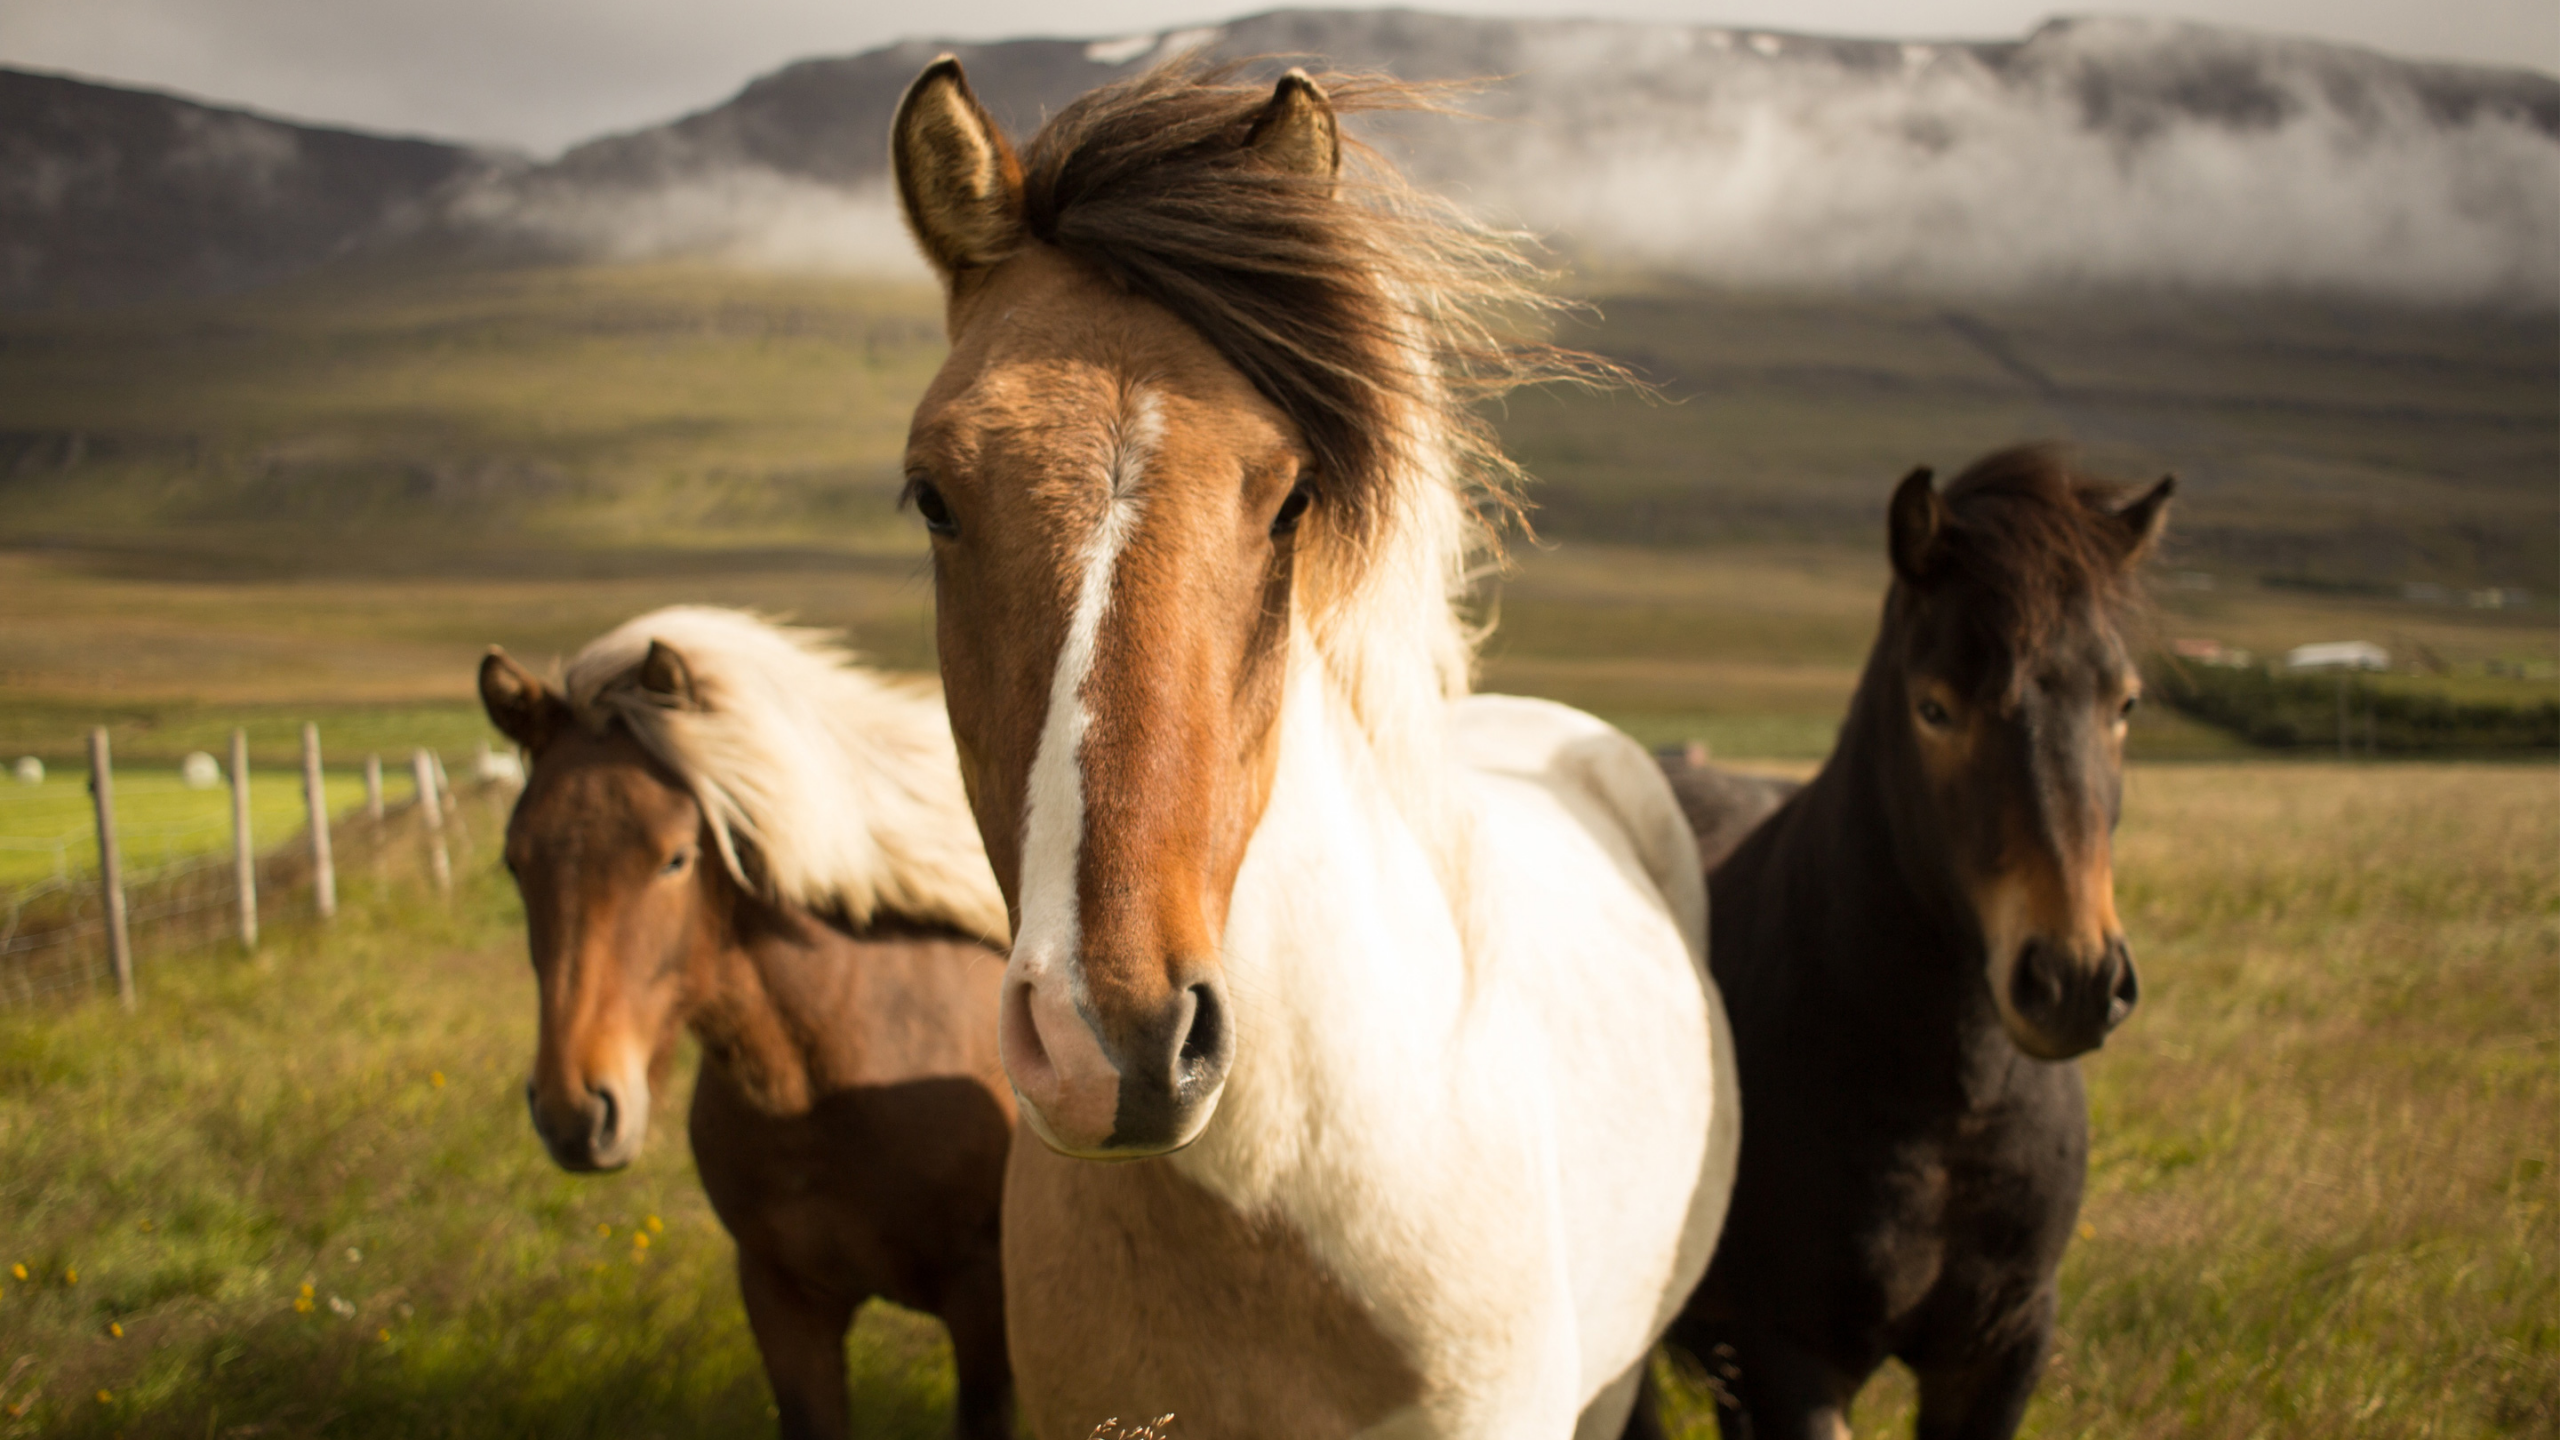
[1003,1141,1423,1438]
[1860,1088,2087,1332]
[689,1063,1010,1305]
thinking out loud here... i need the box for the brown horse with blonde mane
[1661,448,2171,1440]
[478,606,1016,1440]
[891,55,1734,1438]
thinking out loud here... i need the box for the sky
[4,0,2555,155]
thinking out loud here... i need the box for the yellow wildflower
[645,1215,663,1233]
[9,1263,23,1280]
[2078,1222,2097,1240]
[377,1327,391,1342]
[595,1223,611,1238]
[430,1071,446,1089]
[64,1267,77,1285]
[97,1391,112,1405]
[632,1232,649,1251]
[109,1322,124,1338]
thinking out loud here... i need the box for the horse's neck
[688,888,868,1114]
[1174,655,1472,1198]
[1763,690,2002,1060]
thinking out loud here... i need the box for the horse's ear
[1888,466,1943,587]
[479,649,563,751]
[637,640,702,710]
[1247,68,1341,180]
[891,56,1024,285]
[2111,475,2175,564]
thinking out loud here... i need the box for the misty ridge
[452,10,2560,306]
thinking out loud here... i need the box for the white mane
[1299,390,1493,905]
[561,606,1009,946]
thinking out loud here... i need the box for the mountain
[8,11,2558,307]
[460,10,2560,304]
[0,67,506,311]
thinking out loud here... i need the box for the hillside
[0,68,502,311]
[0,262,2549,592]
[462,10,2560,303]
[9,12,2558,307]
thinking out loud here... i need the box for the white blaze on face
[1003,390,1162,1140]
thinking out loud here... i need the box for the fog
[449,16,2559,304]
[1458,24,2560,301]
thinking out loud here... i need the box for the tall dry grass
[1661,762,2558,1437]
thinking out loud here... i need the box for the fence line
[231,728,258,952]
[1,734,515,1012]
[87,728,135,1009]
[302,723,337,922]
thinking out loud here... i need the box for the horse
[476,606,1019,1440]
[1657,758,1802,874]
[887,56,1738,1437]
[1659,448,2173,1440]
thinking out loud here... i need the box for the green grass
[0,846,960,1439]
[4,765,2549,1437]
[0,772,384,890]
[1656,763,2559,1438]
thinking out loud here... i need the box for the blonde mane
[562,606,1009,946]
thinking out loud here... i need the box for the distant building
[2285,641,2389,672]
[2171,637,2256,668]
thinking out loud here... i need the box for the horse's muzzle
[2004,935,2139,1060]
[1002,966,1231,1159]
[526,1076,647,1172]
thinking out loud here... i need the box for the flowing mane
[562,606,1009,945]
[1012,57,1609,866]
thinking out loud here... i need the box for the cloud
[448,168,930,276]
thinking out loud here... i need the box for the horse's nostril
[2107,947,2140,1027]
[1178,983,1224,1070]
[594,1085,620,1147]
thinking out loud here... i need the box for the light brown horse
[478,606,1016,1440]
[892,57,1734,1437]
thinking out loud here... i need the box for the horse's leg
[939,1253,1013,1440]
[1909,1288,2054,1440]
[1725,1334,1859,1440]
[737,1249,860,1440]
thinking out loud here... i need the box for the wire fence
[0,734,521,1012]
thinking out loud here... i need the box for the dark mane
[1921,445,2151,661]
[1014,56,1602,552]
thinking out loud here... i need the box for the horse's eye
[2118,693,2141,720]
[905,475,958,537]
[1271,479,1316,538]
[1916,698,1953,728]
[661,848,692,876]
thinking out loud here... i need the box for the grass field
[1,763,2549,1438]
[0,255,2550,1434]
[0,773,385,891]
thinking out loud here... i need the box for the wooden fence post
[302,723,336,920]
[414,749,451,898]
[364,754,384,821]
[230,728,258,952]
[87,727,134,1010]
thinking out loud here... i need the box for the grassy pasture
[0,764,2549,1438]
[0,772,380,891]
[0,258,2550,1433]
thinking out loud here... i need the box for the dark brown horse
[1662,448,2171,1440]
[477,606,1017,1440]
